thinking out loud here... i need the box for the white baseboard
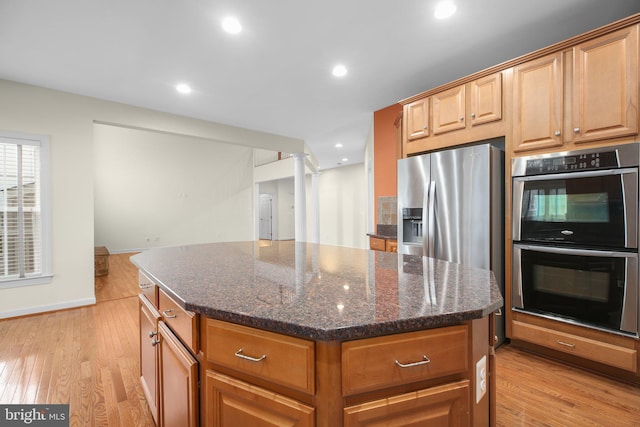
[0,297,97,319]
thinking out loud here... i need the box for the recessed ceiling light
[335,143,343,148]
[434,1,457,19]
[332,64,348,78]
[222,16,242,34]
[341,158,349,162]
[176,83,192,94]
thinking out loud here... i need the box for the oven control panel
[525,150,618,175]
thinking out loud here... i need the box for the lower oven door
[513,244,638,337]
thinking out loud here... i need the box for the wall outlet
[476,355,487,404]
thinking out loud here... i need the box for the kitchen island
[131,241,503,427]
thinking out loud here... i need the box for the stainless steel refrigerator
[397,142,505,343]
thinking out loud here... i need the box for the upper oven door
[513,168,638,249]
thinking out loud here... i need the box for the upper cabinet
[402,72,504,155]
[432,85,466,135]
[512,53,564,152]
[572,25,638,144]
[513,24,639,153]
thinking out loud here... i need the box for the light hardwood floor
[1,253,639,426]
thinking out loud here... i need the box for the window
[0,131,51,288]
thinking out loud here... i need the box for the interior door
[259,194,273,240]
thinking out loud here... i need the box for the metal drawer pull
[235,348,267,362]
[395,355,431,368]
[162,309,177,318]
[556,340,576,348]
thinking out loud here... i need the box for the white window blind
[0,132,51,287]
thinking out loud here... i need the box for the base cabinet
[139,282,199,427]
[205,371,315,427]
[159,321,199,427]
[343,380,470,427]
[202,319,489,426]
[140,295,161,425]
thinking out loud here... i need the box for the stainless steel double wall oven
[512,143,640,338]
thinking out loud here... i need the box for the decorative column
[293,153,307,242]
[311,171,320,244]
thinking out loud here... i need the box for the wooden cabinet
[512,320,637,372]
[140,294,161,426]
[369,236,386,251]
[572,24,639,144]
[512,52,564,152]
[139,279,199,427]
[159,321,199,427]
[369,236,398,252]
[342,325,468,396]
[403,97,431,155]
[403,72,503,155]
[513,24,639,153]
[205,319,315,394]
[202,318,489,426]
[344,380,470,427]
[205,371,315,427]
[433,85,466,135]
[386,240,397,253]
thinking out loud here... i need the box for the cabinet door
[404,98,430,141]
[344,380,470,427]
[159,321,199,427]
[140,295,161,425]
[470,73,502,126]
[572,24,639,144]
[205,371,315,427]
[433,85,466,135]
[512,53,564,152]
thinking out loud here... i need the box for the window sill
[0,274,54,289]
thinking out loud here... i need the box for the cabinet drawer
[369,237,386,251]
[512,320,637,372]
[158,289,198,354]
[206,319,315,394]
[342,325,468,396]
[139,270,158,308]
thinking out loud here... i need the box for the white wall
[94,125,254,252]
[0,79,304,318]
[308,163,367,249]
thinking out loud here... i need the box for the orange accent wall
[373,103,402,226]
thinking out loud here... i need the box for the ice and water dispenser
[402,208,423,244]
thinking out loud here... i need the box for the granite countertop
[367,224,397,240]
[130,241,503,341]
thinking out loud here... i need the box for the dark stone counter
[130,241,503,341]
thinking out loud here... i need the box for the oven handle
[513,167,637,182]
[514,243,637,259]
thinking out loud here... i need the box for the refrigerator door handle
[422,180,429,256]
[427,180,436,258]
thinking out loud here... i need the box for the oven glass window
[520,174,624,247]
[521,249,625,332]
[524,190,610,223]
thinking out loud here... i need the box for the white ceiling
[1,1,639,170]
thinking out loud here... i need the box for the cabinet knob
[573,127,580,133]
[151,338,160,346]
[459,116,464,121]
[554,131,561,136]
[148,330,157,338]
[423,125,428,130]
[471,113,476,118]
